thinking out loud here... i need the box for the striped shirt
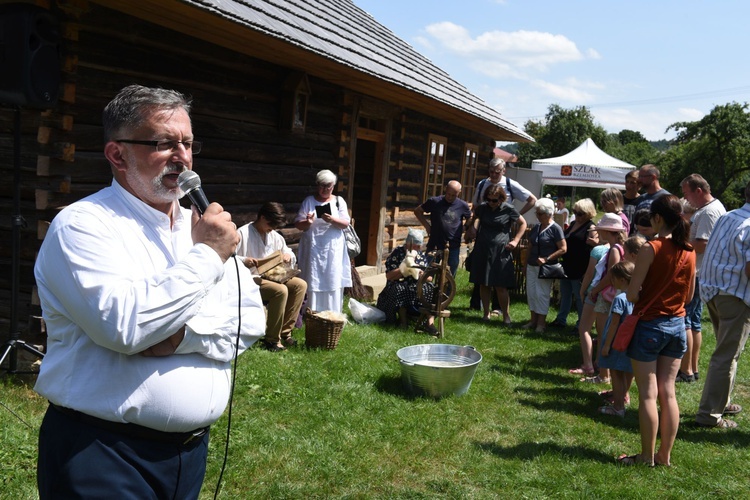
[699,203,750,306]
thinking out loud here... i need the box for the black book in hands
[315,203,332,218]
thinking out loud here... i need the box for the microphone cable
[213,254,242,499]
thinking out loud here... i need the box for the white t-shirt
[472,176,533,206]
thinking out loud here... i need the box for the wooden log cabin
[0,0,532,348]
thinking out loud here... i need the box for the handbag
[337,197,361,258]
[538,262,566,279]
[536,226,566,279]
[464,247,474,270]
[612,251,690,352]
[344,225,361,258]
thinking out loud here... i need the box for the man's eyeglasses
[486,198,500,203]
[116,139,202,154]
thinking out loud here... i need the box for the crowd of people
[408,161,747,469]
[30,83,748,497]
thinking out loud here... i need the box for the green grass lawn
[3,269,750,499]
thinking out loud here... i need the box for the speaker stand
[2,106,44,375]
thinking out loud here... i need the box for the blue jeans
[684,278,703,331]
[555,279,583,326]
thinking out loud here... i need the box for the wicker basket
[304,308,345,350]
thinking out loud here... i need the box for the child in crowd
[597,235,646,416]
[582,213,627,384]
[598,261,636,417]
[570,227,609,378]
[600,188,630,235]
[555,197,570,229]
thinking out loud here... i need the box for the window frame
[423,134,448,199]
[460,143,479,205]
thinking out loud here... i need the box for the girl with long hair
[618,195,695,467]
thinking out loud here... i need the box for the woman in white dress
[294,170,352,313]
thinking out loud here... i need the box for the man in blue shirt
[695,181,750,429]
[415,180,471,276]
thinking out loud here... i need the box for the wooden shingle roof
[98,0,531,141]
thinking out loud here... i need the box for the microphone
[178,170,210,215]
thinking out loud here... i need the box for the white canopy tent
[531,138,636,190]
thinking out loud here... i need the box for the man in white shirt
[34,85,265,498]
[472,157,537,216]
[237,202,307,351]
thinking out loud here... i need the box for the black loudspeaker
[0,4,61,109]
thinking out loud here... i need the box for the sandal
[581,375,611,384]
[724,403,743,415]
[617,454,654,467]
[423,324,439,336]
[598,405,625,418]
[281,337,298,347]
[569,367,595,376]
[603,394,631,406]
[697,418,738,429]
[260,339,286,352]
[676,371,695,383]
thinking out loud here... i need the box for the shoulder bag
[338,197,361,258]
[612,251,690,352]
[537,225,566,279]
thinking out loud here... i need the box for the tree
[666,102,750,206]
[515,104,608,170]
[515,119,547,169]
[604,132,660,168]
[617,129,648,145]
[541,104,609,157]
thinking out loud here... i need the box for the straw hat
[595,213,625,232]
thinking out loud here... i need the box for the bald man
[415,180,472,276]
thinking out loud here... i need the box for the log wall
[0,1,497,341]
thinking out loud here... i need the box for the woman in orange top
[619,195,696,467]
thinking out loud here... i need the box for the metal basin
[396,344,482,398]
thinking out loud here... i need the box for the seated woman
[377,228,437,334]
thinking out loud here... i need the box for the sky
[353,0,750,142]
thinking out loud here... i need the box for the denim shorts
[627,316,687,362]
[684,279,702,331]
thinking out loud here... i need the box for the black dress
[376,246,435,324]
[469,202,520,287]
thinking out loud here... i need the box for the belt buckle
[182,428,207,445]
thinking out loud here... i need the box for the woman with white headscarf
[294,169,352,313]
[376,228,437,334]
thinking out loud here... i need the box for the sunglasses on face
[486,198,500,203]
